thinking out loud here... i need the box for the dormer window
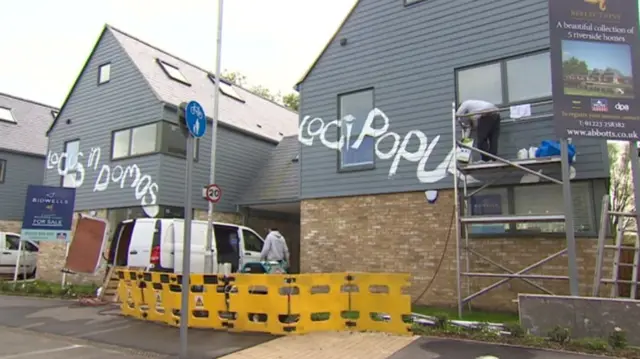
[207,74,245,102]
[98,63,111,84]
[0,107,15,123]
[157,59,190,86]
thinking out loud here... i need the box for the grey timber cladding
[0,151,46,221]
[297,0,609,200]
[43,28,163,210]
[239,135,300,205]
[43,25,297,212]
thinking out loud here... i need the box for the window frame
[336,87,376,172]
[98,62,111,85]
[0,107,16,124]
[60,139,80,188]
[0,159,6,183]
[207,74,246,103]
[5,234,19,251]
[159,121,199,161]
[111,122,160,160]
[455,49,552,108]
[242,229,264,252]
[467,180,598,238]
[156,59,191,86]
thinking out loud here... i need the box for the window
[5,234,19,251]
[98,63,111,84]
[24,242,38,252]
[157,59,190,85]
[242,229,264,252]
[160,122,199,160]
[469,188,510,234]
[506,52,552,103]
[208,75,245,102]
[0,159,5,183]
[111,123,158,159]
[456,51,551,106]
[61,140,80,188]
[0,107,15,123]
[338,89,375,169]
[514,182,593,233]
[468,181,595,236]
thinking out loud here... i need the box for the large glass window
[513,182,593,233]
[469,181,596,236]
[111,123,158,160]
[506,52,552,103]
[0,159,5,183]
[160,122,198,160]
[338,89,375,169]
[457,63,503,105]
[456,51,551,106]
[61,140,80,188]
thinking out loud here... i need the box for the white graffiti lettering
[298,108,478,184]
[46,146,159,212]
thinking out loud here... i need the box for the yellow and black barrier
[115,269,412,336]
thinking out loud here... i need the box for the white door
[173,221,208,274]
[128,219,155,268]
[240,228,264,265]
[22,240,39,274]
[0,234,20,274]
[160,220,175,270]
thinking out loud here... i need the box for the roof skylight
[0,107,16,123]
[157,59,190,85]
[208,74,245,103]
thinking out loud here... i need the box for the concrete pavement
[0,325,167,359]
[0,295,615,358]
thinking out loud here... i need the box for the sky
[0,0,356,108]
[562,40,633,76]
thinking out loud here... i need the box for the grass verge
[0,280,97,299]
[412,314,639,359]
[412,306,519,323]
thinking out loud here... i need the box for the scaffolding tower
[450,101,580,318]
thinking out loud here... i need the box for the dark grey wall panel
[43,29,163,211]
[0,151,45,221]
[298,0,609,199]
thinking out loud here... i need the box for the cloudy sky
[0,0,355,107]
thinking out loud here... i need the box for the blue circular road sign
[185,101,207,138]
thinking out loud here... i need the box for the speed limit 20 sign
[205,184,222,203]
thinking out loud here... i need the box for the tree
[220,70,300,112]
[608,142,635,235]
[220,70,247,87]
[282,93,300,112]
[562,57,589,75]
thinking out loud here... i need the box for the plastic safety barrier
[117,270,412,336]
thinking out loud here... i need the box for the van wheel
[27,267,37,279]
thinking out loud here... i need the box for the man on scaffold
[456,99,502,163]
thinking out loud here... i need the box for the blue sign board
[21,185,76,242]
[185,101,206,138]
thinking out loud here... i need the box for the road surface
[0,295,610,359]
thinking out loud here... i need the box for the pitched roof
[107,25,298,142]
[239,135,299,204]
[0,92,58,156]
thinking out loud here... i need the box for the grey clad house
[292,0,611,310]
[41,24,300,278]
[0,93,58,233]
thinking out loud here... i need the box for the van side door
[240,228,264,265]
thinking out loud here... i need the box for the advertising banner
[20,185,76,242]
[550,0,640,140]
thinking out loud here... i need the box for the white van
[106,218,265,273]
[0,232,38,278]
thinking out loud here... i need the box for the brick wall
[300,191,612,312]
[0,220,21,233]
